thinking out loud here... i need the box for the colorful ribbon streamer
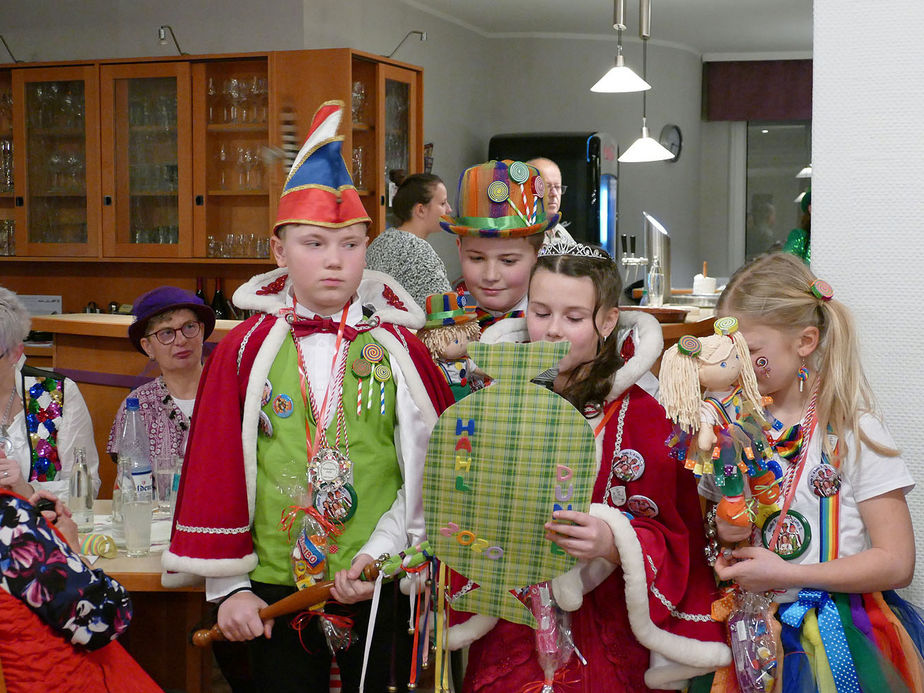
[780,589,860,692]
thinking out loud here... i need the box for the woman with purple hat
[107,286,215,464]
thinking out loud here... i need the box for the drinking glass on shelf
[207,234,218,258]
[351,81,366,123]
[207,77,219,123]
[216,143,229,189]
[0,139,12,191]
[223,78,242,123]
[351,145,365,189]
[249,76,268,123]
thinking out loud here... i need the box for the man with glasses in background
[527,157,575,246]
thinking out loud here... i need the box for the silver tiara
[538,241,612,261]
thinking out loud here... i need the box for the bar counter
[30,313,242,497]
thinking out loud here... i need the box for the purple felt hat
[128,286,216,354]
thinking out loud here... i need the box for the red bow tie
[288,315,360,341]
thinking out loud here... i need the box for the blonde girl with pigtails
[659,318,778,530]
[704,252,924,693]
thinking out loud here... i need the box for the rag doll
[659,317,779,527]
[417,292,483,401]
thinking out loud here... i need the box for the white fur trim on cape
[447,614,500,651]
[159,569,204,589]
[232,267,425,329]
[608,310,662,401]
[161,550,259,579]
[550,503,730,686]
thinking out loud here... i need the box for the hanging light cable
[591,0,650,93]
[618,0,674,163]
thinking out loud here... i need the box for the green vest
[251,332,403,584]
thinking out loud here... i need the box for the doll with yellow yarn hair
[659,317,780,527]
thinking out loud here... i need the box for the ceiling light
[761,129,769,134]
[618,1,674,164]
[796,164,812,178]
[794,191,806,204]
[591,0,650,93]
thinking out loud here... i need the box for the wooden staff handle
[191,562,381,647]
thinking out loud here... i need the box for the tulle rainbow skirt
[693,590,924,693]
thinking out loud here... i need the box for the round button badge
[761,509,812,560]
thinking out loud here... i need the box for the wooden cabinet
[0,49,422,263]
[10,65,101,257]
[271,49,423,237]
[100,61,193,258]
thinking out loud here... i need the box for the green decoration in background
[423,341,597,627]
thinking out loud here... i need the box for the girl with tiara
[451,242,730,692]
[710,252,924,692]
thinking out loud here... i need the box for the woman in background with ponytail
[365,173,453,310]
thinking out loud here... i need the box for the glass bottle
[117,397,153,555]
[211,278,237,320]
[646,258,665,308]
[195,276,207,304]
[68,447,94,532]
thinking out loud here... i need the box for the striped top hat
[440,159,560,238]
[273,100,371,235]
[423,291,479,329]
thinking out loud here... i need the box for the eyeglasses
[145,321,202,345]
[548,184,567,195]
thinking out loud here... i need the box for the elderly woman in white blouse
[0,287,99,499]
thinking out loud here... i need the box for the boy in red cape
[163,100,453,692]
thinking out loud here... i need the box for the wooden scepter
[191,562,380,647]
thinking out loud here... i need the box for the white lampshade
[618,125,674,163]
[591,54,651,93]
[796,164,812,178]
[794,191,806,204]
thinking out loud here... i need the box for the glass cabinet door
[11,66,101,257]
[100,62,192,257]
[377,65,419,229]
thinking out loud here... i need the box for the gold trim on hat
[280,182,360,197]
[274,216,372,229]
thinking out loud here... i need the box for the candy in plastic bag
[727,590,778,693]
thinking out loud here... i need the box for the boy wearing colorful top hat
[164,100,453,691]
[442,160,560,332]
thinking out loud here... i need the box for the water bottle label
[132,471,153,496]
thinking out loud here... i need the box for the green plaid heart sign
[423,341,597,627]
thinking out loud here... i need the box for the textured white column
[814,0,924,600]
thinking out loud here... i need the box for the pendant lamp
[591,0,650,93]
[618,2,674,164]
[796,164,812,178]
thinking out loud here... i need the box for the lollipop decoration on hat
[441,160,559,238]
[659,317,778,528]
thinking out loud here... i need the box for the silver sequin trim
[237,314,269,372]
[649,583,714,622]
[175,523,251,535]
[449,579,475,603]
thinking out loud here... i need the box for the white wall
[814,0,924,601]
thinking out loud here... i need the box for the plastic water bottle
[68,447,94,532]
[117,397,153,556]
